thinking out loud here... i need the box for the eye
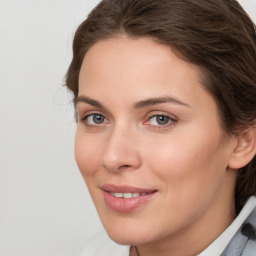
[148,115,174,126]
[83,114,107,125]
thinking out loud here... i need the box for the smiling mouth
[101,184,157,194]
[101,184,157,213]
[109,192,151,198]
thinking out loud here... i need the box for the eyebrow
[75,95,190,109]
[133,96,190,109]
[75,96,106,109]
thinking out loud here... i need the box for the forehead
[78,37,203,98]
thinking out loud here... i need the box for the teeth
[113,193,123,198]
[110,192,147,198]
[124,193,133,198]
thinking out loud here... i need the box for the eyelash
[79,113,177,130]
[145,114,177,128]
[80,113,109,127]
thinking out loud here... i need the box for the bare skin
[75,36,248,256]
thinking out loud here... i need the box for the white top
[198,196,256,256]
[80,196,256,256]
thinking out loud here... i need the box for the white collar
[198,196,256,256]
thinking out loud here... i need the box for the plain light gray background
[0,0,255,255]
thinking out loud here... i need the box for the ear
[228,127,256,169]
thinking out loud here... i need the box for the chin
[104,223,155,246]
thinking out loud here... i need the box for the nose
[102,125,141,173]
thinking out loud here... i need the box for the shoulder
[79,230,130,256]
[221,197,256,256]
[239,207,256,256]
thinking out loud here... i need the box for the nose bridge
[102,121,141,172]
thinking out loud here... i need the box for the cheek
[74,130,102,177]
[145,130,227,191]
[142,134,229,227]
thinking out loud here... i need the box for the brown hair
[65,0,256,212]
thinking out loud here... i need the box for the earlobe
[228,127,256,169]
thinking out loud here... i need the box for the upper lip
[101,184,157,193]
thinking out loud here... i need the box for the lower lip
[103,191,156,213]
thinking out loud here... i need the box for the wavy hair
[65,0,256,212]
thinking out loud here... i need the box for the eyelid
[76,103,113,121]
[79,112,110,127]
[145,111,178,121]
[147,115,176,123]
[77,109,105,120]
[144,112,178,128]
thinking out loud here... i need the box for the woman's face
[75,37,237,252]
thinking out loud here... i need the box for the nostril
[119,164,131,170]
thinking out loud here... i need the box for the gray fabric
[221,208,256,256]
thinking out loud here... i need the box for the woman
[65,0,256,255]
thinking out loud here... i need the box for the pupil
[93,115,104,124]
[156,116,169,125]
